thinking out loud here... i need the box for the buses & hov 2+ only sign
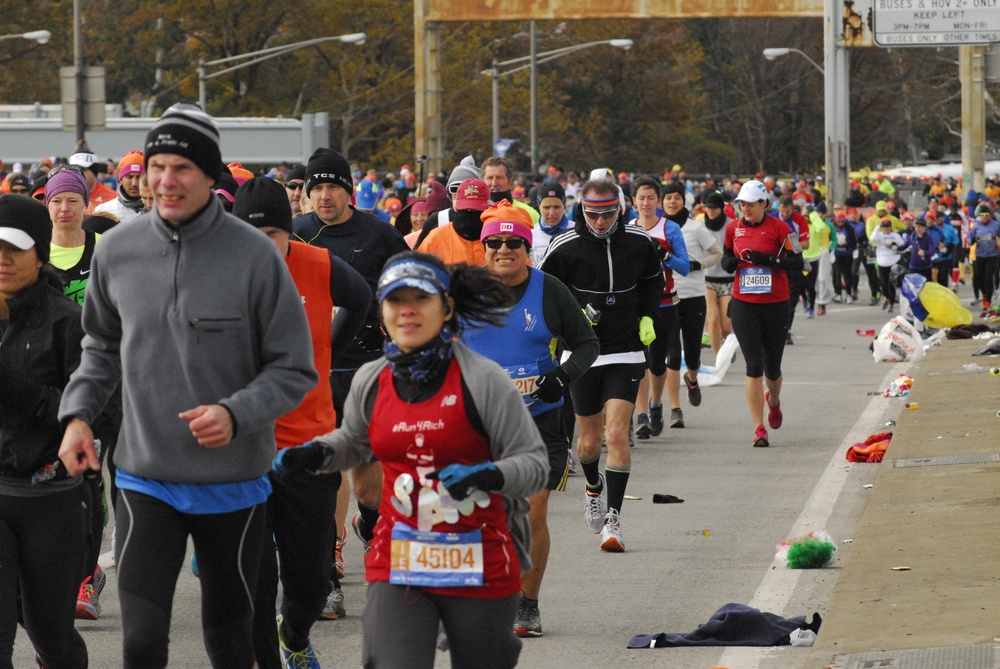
[873,0,1000,46]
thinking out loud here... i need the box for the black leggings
[644,306,679,376]
[253,470,340,669]
[832,255,853,296]
[878,264,897,305]
[728,298,789,380]
[0,485,90,669]
[116,490,265,669]
[803,260,819,310]
[666,296,707,372]
[973,255,998,305]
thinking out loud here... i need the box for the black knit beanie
[233,178,293,233]
[144,103,222,184]
[305,148,353,197]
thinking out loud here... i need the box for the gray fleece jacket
[310,341,548,570]
[59,196,317,484]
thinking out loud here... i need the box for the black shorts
[570,362,646,417]
[533,408,569,492]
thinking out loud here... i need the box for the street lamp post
[198,32,366,111]
[0,30,51,44]
[485,36,633,172]
[762,2,850,205]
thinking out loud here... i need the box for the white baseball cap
[69,152,98,168]
[735,180,771,203]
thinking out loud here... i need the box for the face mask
[490,190,513,205]
[586,219,619,240]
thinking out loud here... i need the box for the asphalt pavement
[14,278,998,669]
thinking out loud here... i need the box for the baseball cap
[454,178,490,211]
[735,180,770,203]
[376,257,450,302]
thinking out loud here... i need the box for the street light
[198,32,366,110]
[0,30,51,44]
[484,32,633,172]
[762,48,824,75]
[762,43,850,206]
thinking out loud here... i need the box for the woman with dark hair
[0,195,89,668]
[273,251,548,669]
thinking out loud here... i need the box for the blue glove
[427,461,504,500]
[272,442,326,477]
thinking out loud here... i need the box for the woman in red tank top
[273,251,549,669]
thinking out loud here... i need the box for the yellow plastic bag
[921,281,973,328]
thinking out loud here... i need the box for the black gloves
[745,250,776,267]
[530,367,570,404]
[688,259,702,272]
[656,244,672,263]
[272,442,328,476]
[427,462,504,501]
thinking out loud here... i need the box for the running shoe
[887,303,894,313]
[514,597,543,637]
[684,373,701,407]
[599,510,625,552]
[279,618,322,668]
[785,331,794,345]
[701,332,711,348]
[648,402,665,437]
[584,473,607,533]
[567,449,578,475]
[635,412,651,440]
[807,309,815,319]
[334,525,347,579]
[75,573,102,621]
[817,305,827,315]
[852,291,859,302]
[869,296,878,306]
[752,425,769,448]
[319,587,346,620]
[833,294,843,304]
[351,512,371,555]
[764,390,783,429]
[669,407,685,429]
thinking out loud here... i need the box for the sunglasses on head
[48,165,86,178]
[285,181,304,191]
[484,237,526,250]
[583,208,617,221]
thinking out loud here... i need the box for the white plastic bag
[873,316,925,363]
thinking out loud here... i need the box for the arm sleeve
[542,274,599,383]
[58,251,123,426]
[1,306,84,424]
[698,229,723,270]
[663,223,689,276]
[328,253,373,368]
[721,224,739,274]
[639,242,667,319]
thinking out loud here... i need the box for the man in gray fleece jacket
[57,103,317,669]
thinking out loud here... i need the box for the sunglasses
[48,165,86,177]
[10,188,29,194]
[285,181,304,191]
[484,238,526,250]
[583,209,618,221]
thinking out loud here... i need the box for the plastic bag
[873,316,925,362]
[921,281,973,328]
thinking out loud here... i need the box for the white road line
[715,362,908,669]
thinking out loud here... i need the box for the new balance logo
[440,395,457,407]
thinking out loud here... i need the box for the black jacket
[0,272,84,478]
[539,206,664,356]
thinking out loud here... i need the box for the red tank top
[365,358,520,598]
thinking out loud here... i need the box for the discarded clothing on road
[627,602,822,648]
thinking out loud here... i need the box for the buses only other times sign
[873,0,1000,46]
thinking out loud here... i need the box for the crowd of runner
[3,107,1000,669]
